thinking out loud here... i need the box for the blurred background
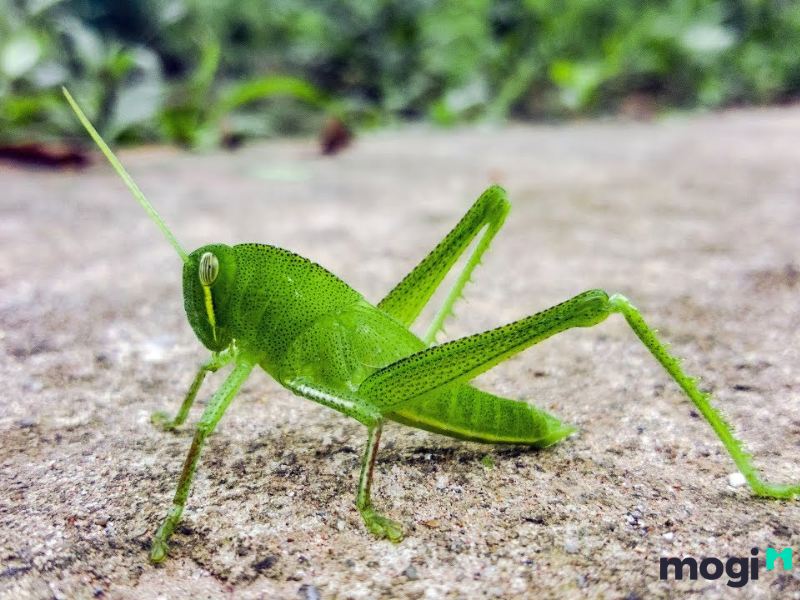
[1,0,799,154]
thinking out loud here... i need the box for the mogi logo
[660,547,793,588]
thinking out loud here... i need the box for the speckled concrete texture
[2,109,800,599]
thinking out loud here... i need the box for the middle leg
[356,422,403,541]
[284,380,403,540]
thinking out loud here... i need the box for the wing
[278,299,426,394]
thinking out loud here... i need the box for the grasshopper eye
[199,252,219,286]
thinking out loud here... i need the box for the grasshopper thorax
[183,244,237,352]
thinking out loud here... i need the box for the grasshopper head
[184,244,237,351]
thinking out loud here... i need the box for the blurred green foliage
[2,0,799,147]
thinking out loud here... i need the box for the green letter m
[766,547,793,571]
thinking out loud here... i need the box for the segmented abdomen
[387,385,574,447]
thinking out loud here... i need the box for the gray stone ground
[2,109,800,599]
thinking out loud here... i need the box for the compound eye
[199,252,219,286]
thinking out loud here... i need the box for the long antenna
[62,87,189,264]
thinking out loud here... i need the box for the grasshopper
[64,89,799,564]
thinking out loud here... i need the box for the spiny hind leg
[150,360,254,563]
[361,290,799,499]
[608,294,800,499]
[360,289,613,410]
[377,185,510,343]
[357,422,403,542]
[151,349,233,431]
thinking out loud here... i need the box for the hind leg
[361,290,800,499]
[609,294,799,498]
[378,185,510,344]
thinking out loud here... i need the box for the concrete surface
[2,108,800,599]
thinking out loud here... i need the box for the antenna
[62,87,189,264]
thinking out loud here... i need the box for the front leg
[356,422,404,542]
[151,348,233,431]
[150,359,254,563]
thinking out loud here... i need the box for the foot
[150,411,177,432]
[149,536,169,563]
[751,481,800,500]
[359,506,404,542]
[149,508,181,563]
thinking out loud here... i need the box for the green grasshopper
[64,88,799,564]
